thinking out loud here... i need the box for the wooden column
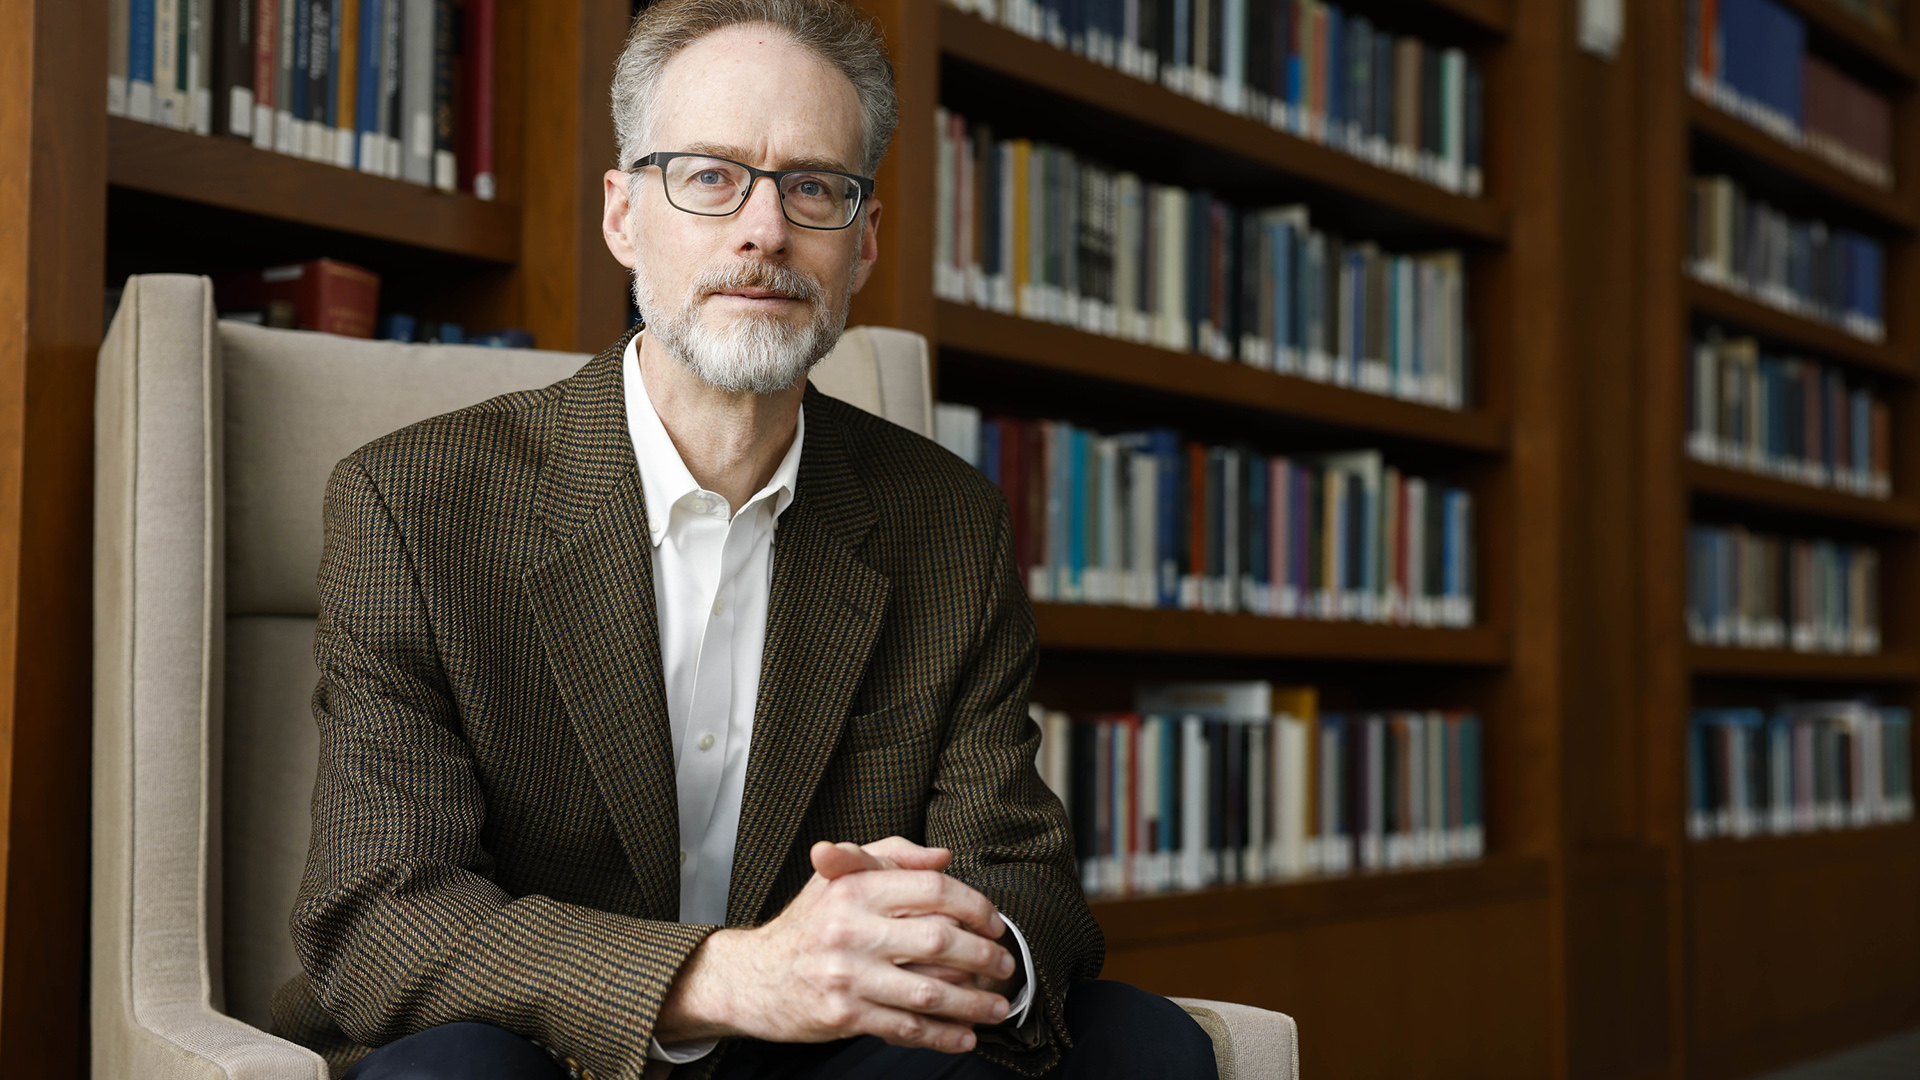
[512,0,635,353]
[0,0,107,1074]
[849,0,937,341]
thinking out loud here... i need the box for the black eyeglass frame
[628,151,876,231]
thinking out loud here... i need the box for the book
[112,0,132,117]
[1689,172,1886,342]
[129,0,157,121]
[215,257,382,338]
[275,0,297,154]
[432,0,458,190]
[335,0,360,167]
[156,0,183,128]
[189,0,213,133]
[214,0,255,138]
[251,0,276,148]
[461,0,497,199]
[402,0,435,185]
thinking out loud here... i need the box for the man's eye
[794,180,827,198]
[694,170,729,186]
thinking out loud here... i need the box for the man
[273,1,1218,1077]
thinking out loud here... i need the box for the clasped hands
[655,836,1019,1054]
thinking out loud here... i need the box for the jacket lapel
[522,329,685,921]
[727,388,891,926]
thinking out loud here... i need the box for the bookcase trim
[1688,98,1915,234]
[1686,460,1920,531]
[1688,278,1915,380]
[1035,603,1508,663]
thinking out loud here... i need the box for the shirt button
[679,849,688,865]
[698,732,715,751]
[689,496,709,514]
[712,597,726,615]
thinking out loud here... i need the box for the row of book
[1687,333,1892,500]
[1032,682,1484,895]
[1687,0,1894,188]
[106,0,498,197]
[1827,0,1901,38]
[933,116,1472,410]
[1688,174,1885,344]
[933,407,1475,626]
[1688,701,1913,840]
[940,0,1485,198]
[1686,525,1881,654]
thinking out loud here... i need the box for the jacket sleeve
[927,497,1106,1077]
[285,456,709,1080]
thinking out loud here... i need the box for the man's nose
[734,175,793,252]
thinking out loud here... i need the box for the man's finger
[811,840,886,880]
[851,869,1004,940]
[862,1004,980,1053]
[859,963,1010,1028]
[899,962,979,988]
[861,836,952,872]
[873,913,1015,980]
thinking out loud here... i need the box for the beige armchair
[91,273,1299,1079]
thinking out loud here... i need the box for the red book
[253,0,277,147]
[460,0,497,199]
[1000,419,1030,586]
[217,258,382,338]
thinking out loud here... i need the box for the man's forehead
[652,26,864,171]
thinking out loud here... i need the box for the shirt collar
[623,333,804,549]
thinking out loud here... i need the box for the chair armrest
[1170,997,1300,1080]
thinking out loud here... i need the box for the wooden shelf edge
[938,9,1509,243]
[1426,0,1513,34]
[1092,856,1549,950]
[107,116,521,263]
[1687,644,1920,682]
[936,303,1508,452]
[1685,278,1915,379]
[1687,98,1913,232]
[1775,0,1919,85]
[1035,603,1508,664]
[1686,820,1920,879]
[1685,461,1919,530]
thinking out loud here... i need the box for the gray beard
[632,259,853,395]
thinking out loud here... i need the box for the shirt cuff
[999,913,1037,1026]
[648,1037,719,1063]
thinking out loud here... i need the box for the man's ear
[603,169,639,269]
[848,197,882,295]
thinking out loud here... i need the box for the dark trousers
[342,980,1218,1080]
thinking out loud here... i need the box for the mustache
[692,262,824,305]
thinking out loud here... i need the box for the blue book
[980,420,1002,488]
[292,0,311,141]
[1172,0,1190,73]
[357,0,385,170]
[1069,427,1090,600]
[128,0,156,119]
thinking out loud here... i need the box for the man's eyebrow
[680,143,856,173]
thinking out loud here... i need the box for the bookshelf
[1646,0,1920,1076]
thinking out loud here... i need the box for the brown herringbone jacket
[270,330,1103,1079]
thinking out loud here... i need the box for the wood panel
[1102,894,1554,1079]
[1686,460,1920,530]
[1685,824,1920,1079]
[1687,98,1914,231]
[0,0,106,1075]
[1686,645,1920,682]
[1687,278,1915,379]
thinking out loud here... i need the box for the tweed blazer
[270,329,1104,1080]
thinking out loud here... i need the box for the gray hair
[612,0,899,179]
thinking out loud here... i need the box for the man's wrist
[655,927,743,1044]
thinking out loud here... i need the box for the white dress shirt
[623,337,1034,1063]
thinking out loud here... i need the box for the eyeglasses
[629,151,875,231]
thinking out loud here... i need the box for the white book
[402,0,435,184]
[188,0,211,134]
[1138,717,1160,890]
[155,0,182,128]
[110,0,131,116]
[275,0,297,154]
[1180,716,1209,889]
[1127,450,1158,609]
[1273,715,1308,877]
[1245,721,1268,882]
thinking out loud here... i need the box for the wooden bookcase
[0,0,1916,1075]
[1639,2,1920,1079]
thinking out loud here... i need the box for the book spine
[357,0,383,172]
[402,0,434,184]
[432,0,457,190]
[465,0,495,197]
[214,0,254,138]
[129,0,157,121]
[334,0,358,166]
[154,0,180,127]
[305,0,332,160]
[111,0,132,116]
[276,0,297,153]
[189,0,212,133]
[252,0,276,146]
